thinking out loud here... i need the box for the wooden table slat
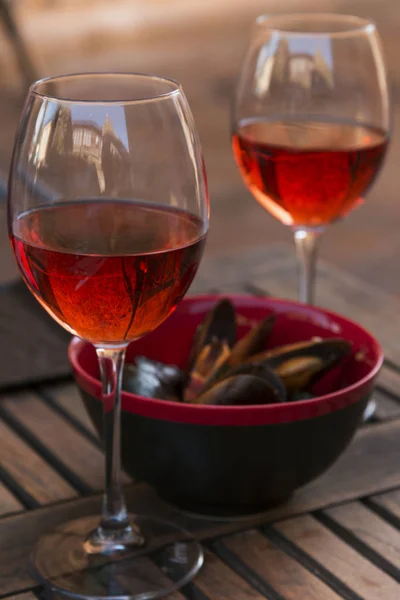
[130,559,186,600]
[222,529,342,600]
[1,419,400,596]
[372,390,400,422]
[194,549,266,600]
[44,383,98,436]
[275,515,399,600]
[9,593,39,600]
[204,245,400,365]
[325,502,400,572]
[377,366,400,398]
[260,262,400,364]
[0,419,77,505]
[0,481,23,517]
[370,489,400,522]
[0,393,119,491]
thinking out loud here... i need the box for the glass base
[31,514,203,600]
[363,398,376,422]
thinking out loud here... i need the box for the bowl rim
[69,294,383,426]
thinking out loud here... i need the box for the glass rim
[29,72,183,104]
[255,12,376,37]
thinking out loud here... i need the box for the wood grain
[0,482,23,517]
[1,392,111,490]
[275,515,400,599]
[223,529,341,599]
[10,593,38,600]
[200,244,400,365]
[44,383,98,435]
[0,279,71,388]
[326,502,400,570]
[0,419,77,504]
[1,419,400,596]
[371,489,400,522]
[373,390,400,422]
[254,253,400,365]
[194,549,265,599]
[378,366,400,398]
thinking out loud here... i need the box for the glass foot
[363,398,376,422]
[31,514,203,599]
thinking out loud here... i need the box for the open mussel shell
[184,338,231,402]
[248,338,352,396]
[185,298,236,374]
[194,374,281,406]
[122,356,187,402]
[201,313,276,390]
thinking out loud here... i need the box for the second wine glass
[232,13,390,304]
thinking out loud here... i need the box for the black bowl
[70,294,383,517]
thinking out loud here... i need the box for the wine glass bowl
[8,73,209,599]
[232,13,390,304]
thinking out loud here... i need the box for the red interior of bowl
[70,295,383,426]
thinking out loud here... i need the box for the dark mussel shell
[248,338,352,395]
[194,374,280,406]
[225,361,287,402]
[122,356,187,402]
[185,298,236,374]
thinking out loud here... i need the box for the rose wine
[11,200,206,343]
[232,117,388,227]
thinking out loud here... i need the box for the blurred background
[0,0,399,293]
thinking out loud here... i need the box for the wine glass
[8,73,209,599]
[232,13,390,305]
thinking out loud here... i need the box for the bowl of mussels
[70,294,383,517]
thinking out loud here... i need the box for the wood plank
[0,482,23,517]
[127,559,185,600]
[371,489,400,521]
[222,529,341,599]
[0,419,77,504]
[44,382,98,435]
[194,549,266,599]
[0,279,71,389]
[373,390,400,422]
[254,253,400,365]
[275,515,399,599]
[377,366,400,399]
[203,244,400,365]
[10,593,38,600]
[1,420,400,596]
[326,502,400,570]
[1,392,117,490]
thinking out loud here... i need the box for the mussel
[200,313,276,391]
[185,298,237,374]
[194,374,281,406]
[244,338,352,396]
[185,338,231,402]
[122,299,353,408]
[223,361,286,403]
[122,356,187,401]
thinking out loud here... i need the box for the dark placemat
[0,278,72,389]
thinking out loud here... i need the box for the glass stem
[85,344,144,555]
[294,228,321,305]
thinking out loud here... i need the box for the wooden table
[1,244,400,599]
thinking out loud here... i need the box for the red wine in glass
[232,117,389,228]
[11,199,206,343]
